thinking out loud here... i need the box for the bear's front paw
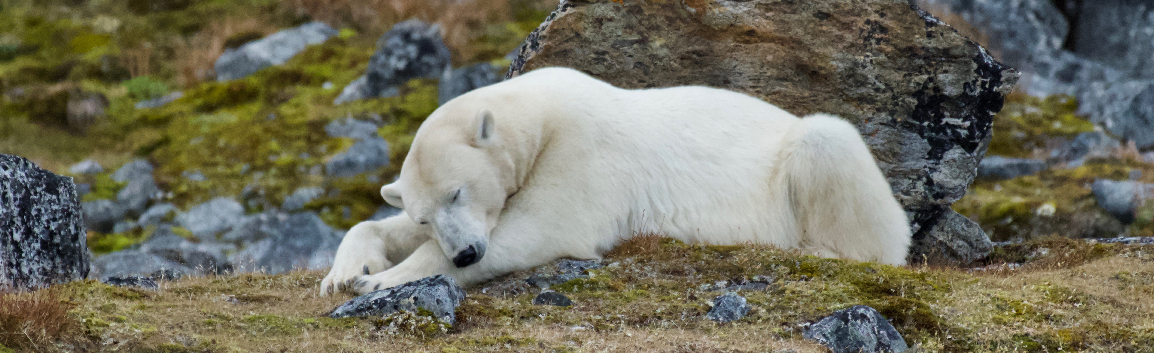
[320,259,391,296]
[351,272,414,295]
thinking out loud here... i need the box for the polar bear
[319,67,911,295]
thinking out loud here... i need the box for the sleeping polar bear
[319,67,911,295]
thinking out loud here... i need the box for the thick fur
[320,67,911,295]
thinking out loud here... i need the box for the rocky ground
[3,0,1154,352]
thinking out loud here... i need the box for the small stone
[324,117,379,140]
[111,159,161,215]
[181,170,207,182]
[907,209,994,266]
[281,187,325,211]
[804,305,908,353]
[134,91,183,110]
[533,290,573,307]
[706,292,751,323]
[214,22,337,81]
[90,250,191,281]
[69,159,103,175]
[329,275,466,325]
[325,137,389,177]
[82,199,127,234]
[137,203,178,227]
[438,63,499,104]
[977,156,1047,180]
[1050,131,1121,166]
[227,211,342,274]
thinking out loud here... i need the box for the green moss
[243,314,303,336]
[80,173,126,202]
[987,93,1095,158]
[123,75,168,101]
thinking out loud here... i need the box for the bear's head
[380,107,515,268]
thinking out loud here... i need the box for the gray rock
[804,305,909,353]
[333,20,452,105]
[69,159,103,175]
[438,63,499,104]
[329,275,466,325]
[111,159,160,215]
[1077,80,1154,150]
[908,209,993,265]
[324,117,379,140]
[137,203,178,227]
[1023,50,1126,97]
[181,170,207,183]
[220,215,262,244]
[281,187,325,211]
[82,199,127,234]
[977,156,1047,180]
[706,292,751,323]
[176,197,245,240]
[1050,131,1121,166]
[75,183,91,198]
[369,205,402,221]
[227,212,342,274]
[507,0,1015,261]
[134,91,183,110]
[139,227,234,274]
[325,137,389,177]
[112,220,139,234]
[111,159,154,184]
[0,154,91,291]
[1069,1,1154,80]
[90,250,191,281]
[214,22,337,81]
[1091,179,1154,224]
[533,290,573,307]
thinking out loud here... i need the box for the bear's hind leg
[775,114,912,265]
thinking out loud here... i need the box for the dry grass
[173,17,277,86]
[0,289,82,351]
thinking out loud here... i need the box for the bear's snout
[452,245,481,268]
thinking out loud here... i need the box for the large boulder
[0,154,91,291]
[914,0,1068,76]
[333,20,452,105]
[1077,80,1154,150]
[507,0,1017,263]
[214,22,337,81]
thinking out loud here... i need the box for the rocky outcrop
[1,154,91,291]
[507,0,1016,263]
[333,20,452,105]
[804,305,909,353]
[329,275,466,325]
[214,22,337,81]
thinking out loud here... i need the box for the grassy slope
[4,237,1153,352]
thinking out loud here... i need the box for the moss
[987,93,1095,158]
[552,277,626,293]
[243,314,303,336]
[122,75,168,101]
[79,172,126,202]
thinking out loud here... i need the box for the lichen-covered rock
[907,209,992,265]
[333,20,452,105]
[329,275,466,325]
[977,156,1047,180]
[706,292,751,323]
[507,0,1016,263]
[438,63,499,104]
[0,154,91,291]
[804,305,909,353]
[533,290,574,307]
[176,197,245,241]
[214,22,337,81]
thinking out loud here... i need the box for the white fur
[320,67,912,295]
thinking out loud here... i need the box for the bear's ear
[381,183,404,209]
[472,109,496,147]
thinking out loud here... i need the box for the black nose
[452,245,479,268]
